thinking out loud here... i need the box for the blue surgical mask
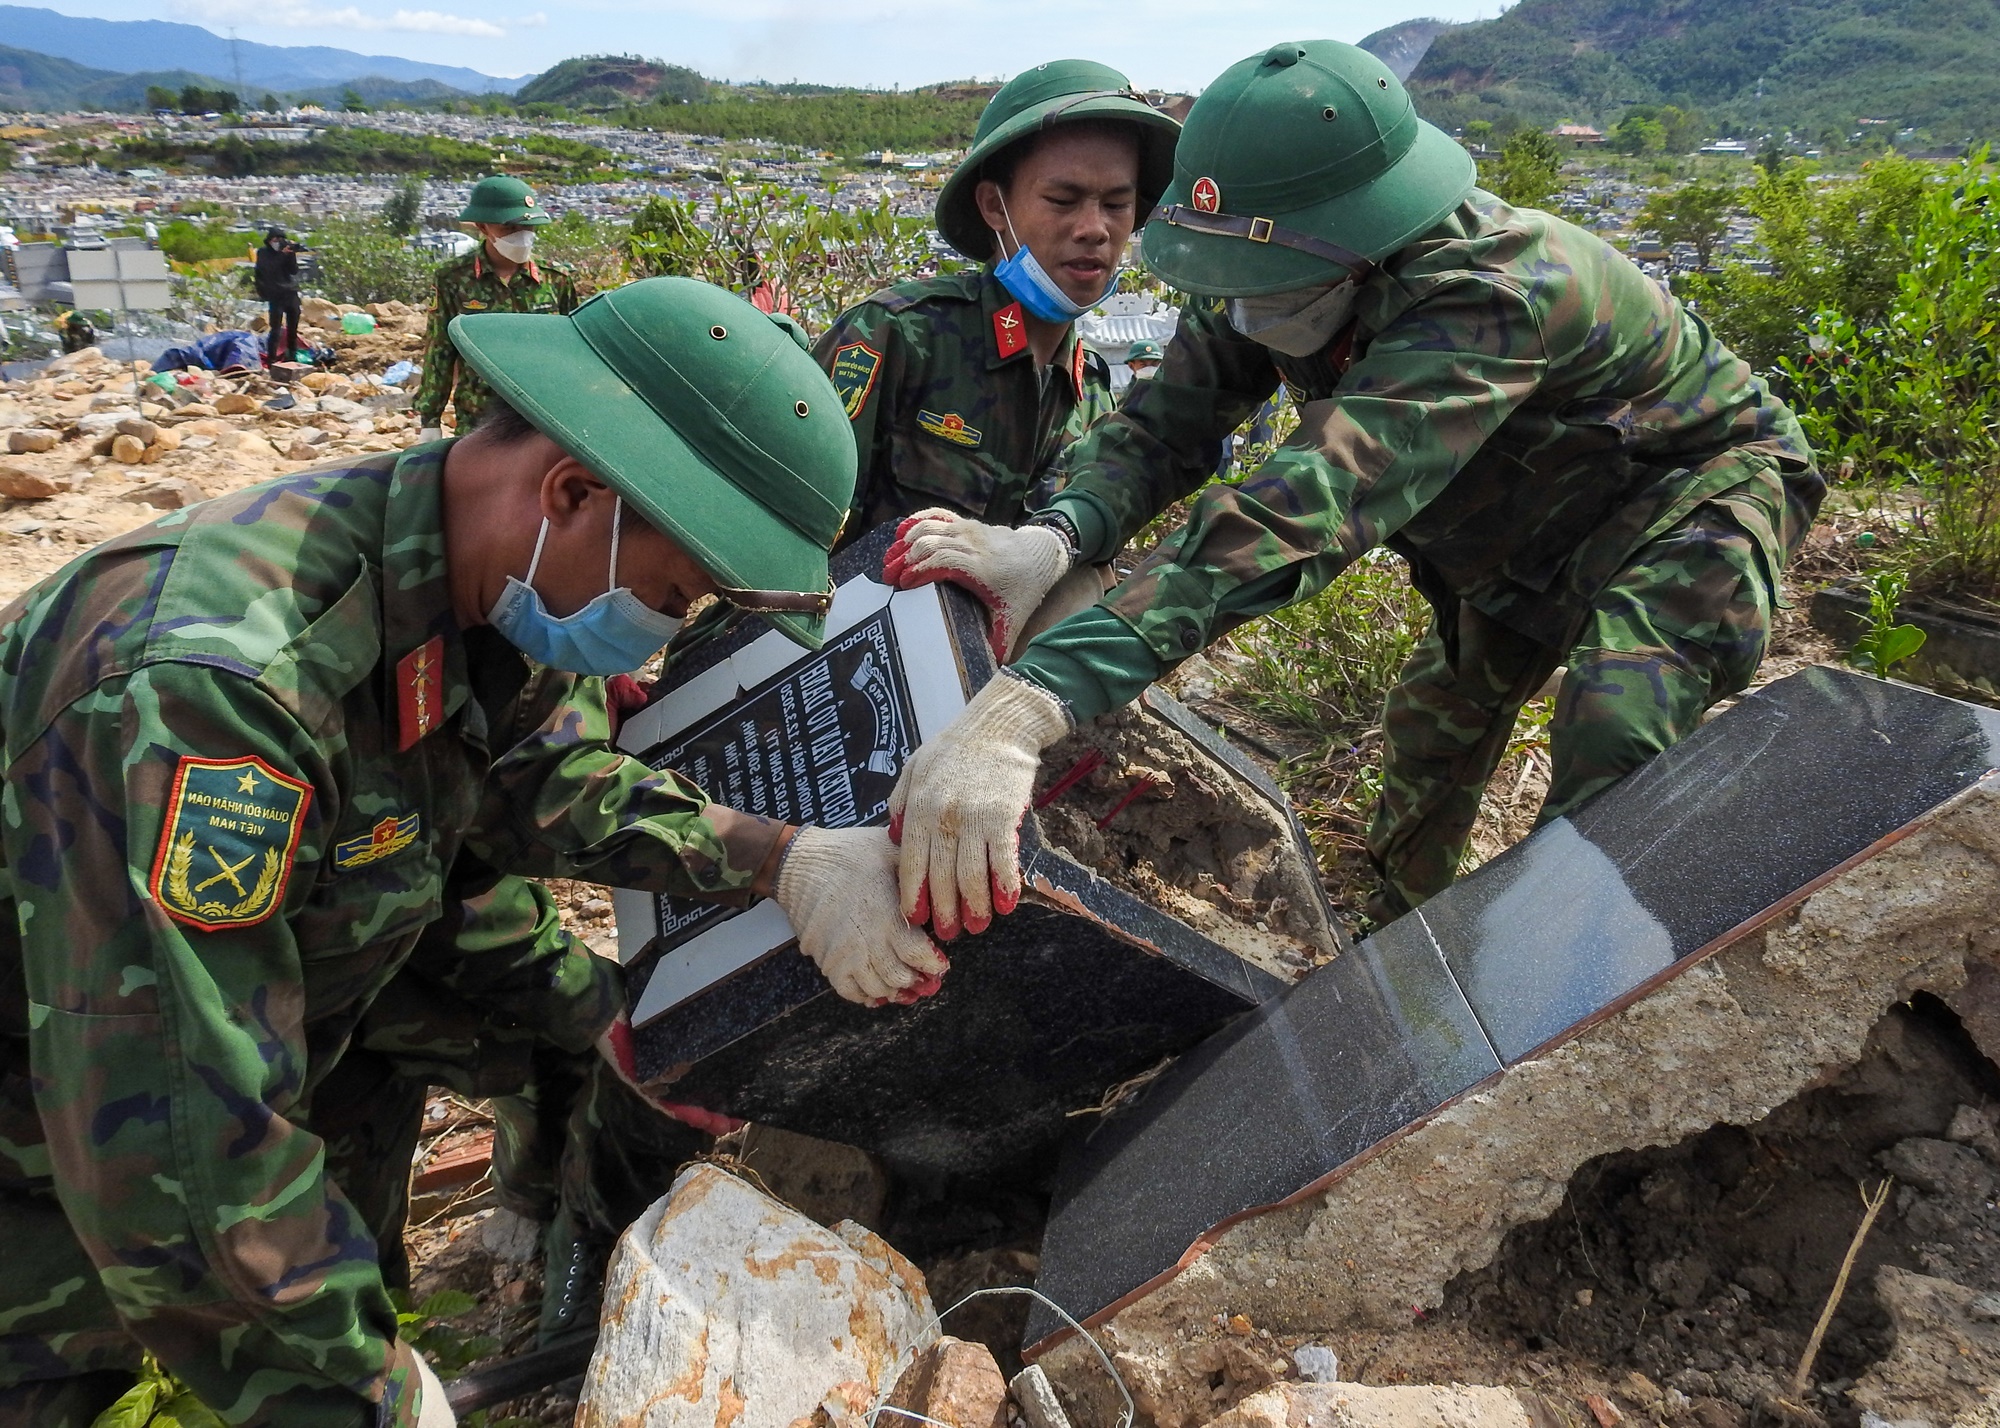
[991,193,1120,324]
[487,496,683,677]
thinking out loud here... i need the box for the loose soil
[1033,703,1343,981]
[1227,997,2000,1428]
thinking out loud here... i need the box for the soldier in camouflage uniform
[0,277,943,1427]
[885,40,1821,937]
[814,61,1176,551]
[413,176,581,441]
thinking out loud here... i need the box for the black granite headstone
[1023,667,2000,1349]
[609,524,1305,1174]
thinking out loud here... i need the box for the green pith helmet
[935,59,1182,261]
[458,173,552,228]
[1126,338,1164,363]
[1141,40,1476,296]
[449,277,857,649]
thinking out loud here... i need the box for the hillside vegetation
[1408,0,2000,143]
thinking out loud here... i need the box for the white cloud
[170,0,510,37]
[513,10,548,24]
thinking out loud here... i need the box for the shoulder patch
[917,410,983,448]
[333,811,422,871]
[829,341,885,419]
[150,756,311,931]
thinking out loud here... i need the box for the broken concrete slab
[1854,1267,2000,1426]
[1026,668,2000,1426]
[610,523,1316,1174]
[576,1162,936,1428]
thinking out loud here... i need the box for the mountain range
[1402,0,2000,140]
[0,4,519,97]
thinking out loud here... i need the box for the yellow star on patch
[237,769,259,794]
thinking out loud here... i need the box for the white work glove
[888,674,1070,940]
[412,1349,456,1428]
[883,509,1072,662]
[774,825,951,1003]
[417,425,443,443]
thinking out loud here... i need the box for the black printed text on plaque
[645,609,919,951]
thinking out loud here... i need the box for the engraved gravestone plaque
[643,608,918,953]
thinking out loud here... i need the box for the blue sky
[34,0,1512,89]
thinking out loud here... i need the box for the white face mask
[491,229,534,264]
[1227,279,1360,358]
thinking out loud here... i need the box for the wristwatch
[1024,508,1083,565]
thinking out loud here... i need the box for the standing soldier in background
[1122,337,1164,387]
[415,176,581,443]
[886,40,1820,937]
[813,61,1177,659]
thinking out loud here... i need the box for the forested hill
[1405,0,2000,143]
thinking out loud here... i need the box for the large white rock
[577,1162,937,1428]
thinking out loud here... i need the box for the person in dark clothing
[253,228,304,363]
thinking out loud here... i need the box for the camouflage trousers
[1364,501,1774,923]
[0,971,703,1428]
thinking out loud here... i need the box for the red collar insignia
[397,636,444,751]
[1071,338,1086,401]
[993,301,1028,359]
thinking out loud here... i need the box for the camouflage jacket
[413,250,580,428]
[1019,191,1822,722]
[812,267,1115,539]
[0,446,782,1426]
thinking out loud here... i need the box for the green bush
[1680,156,1930,373]
[534,210,628,294]
[307,219,438,307]
[626,181,939,335]
[1479,128,1566,209]
[1219,552,1432,744]
[156,219,252,265]
[1781,152,2000,603]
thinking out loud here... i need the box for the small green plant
[1846,570,1928,677]
[394,1288,499,1376]
[89,1355,225,1428]
[1220,552,1432,747]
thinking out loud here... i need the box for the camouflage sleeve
[812,302,900,518]
[557,266,583,313]
[1019,278,1551,723]
[468,664,784,901]
[1045,301,1281,562]
[6,661,420,1428]
[407,862,621,1055]
[412,267,457,427]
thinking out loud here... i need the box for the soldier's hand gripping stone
[889,39,1821,936]
[883,507,1074,661]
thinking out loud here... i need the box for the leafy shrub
[308,219,439,307]
[534,210,629,294]
[1220,552,1432,745]
[626,181,940,335]
[156,219,253,266]
[1480,128,1566,209]
[1681,156,1930,373]
[1781,152,2000,602]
